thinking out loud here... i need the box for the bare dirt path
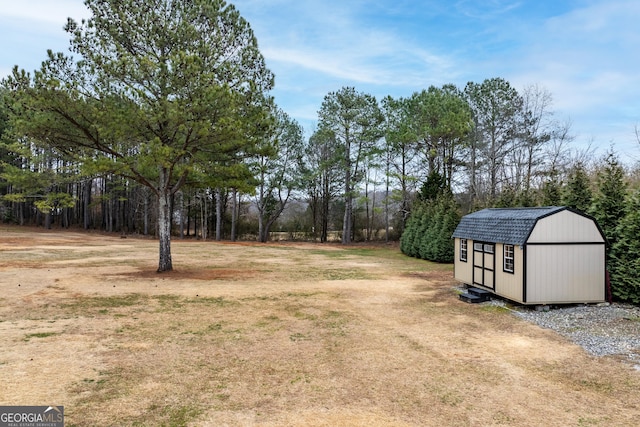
[1,227,639,426]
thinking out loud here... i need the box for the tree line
[1,0,639,302]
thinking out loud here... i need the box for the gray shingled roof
[451,206,566,245]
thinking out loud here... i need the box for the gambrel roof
[451,206,567,246]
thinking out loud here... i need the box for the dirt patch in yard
[0,226,639,426]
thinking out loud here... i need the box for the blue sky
[1,0,639,161]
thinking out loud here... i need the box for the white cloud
[244,0,456,93]
[0,1,88,76]
[3,0,636,157]
[0,0,88,26]
[455,0,523,19]
[500,1,640,153]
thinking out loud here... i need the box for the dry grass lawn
[1,226,639,426]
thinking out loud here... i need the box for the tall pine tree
[562,162,592,212]
[5,0,274,271]
[590,152,627,261]
[609,190,640,303]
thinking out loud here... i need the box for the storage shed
[452,206,606,305]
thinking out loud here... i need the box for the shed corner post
[522,244,527,304]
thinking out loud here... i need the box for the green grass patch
[319,310,350,336]
[307,249,350,259]
[292,310,318,321]
[479,305,511,314]
[285,291,322,298]
[254,314,281,328]
[307,247,381,259]
[62,294,146,312]
[289,332,311,341]
[23,332,60,341]
[182,323,224,336]
[322,269,370,280]
[578,378,614,394]
[149,404,203,427]
[577,415,610,426]
[186,296,238,307]
[153,294,185,309]
[242,295,281,302]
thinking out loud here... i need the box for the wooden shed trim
[526,241,606,246]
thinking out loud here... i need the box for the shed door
[473,242,495,289]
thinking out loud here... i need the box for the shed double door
[473,242,495,289]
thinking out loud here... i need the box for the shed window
[504,244,514,273]
[460,239,468,262]
[474,242,494,253]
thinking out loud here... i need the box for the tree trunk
[469,124,479,205]
[107,198,113,233]
[259,218,269,243]
[143,190,149,236]
[231,189,238,242]
[321,174,329,243]
[258,210,266,243]
[200,195,208,240]
[369,181,377,241]
[186,194,191,237]
[364,176,370,241]
[342,193,352,244]
[385,150,390,243]
[342,137,352,245]
[215,188,223,241]
[400,146,410,233]
[310,192,318,241]
[115,196,121,233]
[83,179,92,230]
[204,195,208,240]
[157,172,173,272]
[178,192,184,239]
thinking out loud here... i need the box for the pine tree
[402,194,459,263]
[419,169,447,202]
[609,190,640,303]
[590,152,627,259]
[413,203,433,259]
[418,200,439,260]
[433,196,460,262]
[541,168,562,206]
[562,162,592,212]
[400,203,422,257]
[5,0,274,271]
[494,185,517,207]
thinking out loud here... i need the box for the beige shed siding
[454,238,473,284]
[528,210,604,243]
[494,243,524,302]
[526,244,605,304]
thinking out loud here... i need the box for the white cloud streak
[1,0,637,155]
[505,1,640,150]
[0,0,88,26]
